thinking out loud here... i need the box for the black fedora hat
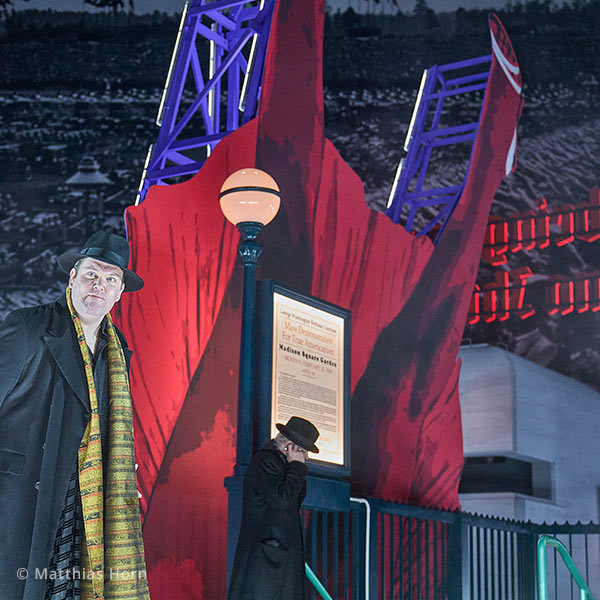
[57,231,144,292]
[276,416,320,454]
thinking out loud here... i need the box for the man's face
[69,257,125,324]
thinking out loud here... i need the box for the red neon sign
[470,188,600,323]
[468,270,600,322]
[468,267,534,324]
[481,188,600,265]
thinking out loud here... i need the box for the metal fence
[302,498,600,600]
[302,507,365,599]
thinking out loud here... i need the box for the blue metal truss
[136,0,275,205]
[386,54,492,243]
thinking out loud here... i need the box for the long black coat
[0,295,131,600]
[227,441,308,600]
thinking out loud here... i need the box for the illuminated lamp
[219,167,281,229]
[219,168,281,473]
[221,168,281,581]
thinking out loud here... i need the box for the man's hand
[286,444,307,464]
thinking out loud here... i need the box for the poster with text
[271,292,345,465]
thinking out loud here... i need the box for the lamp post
[219,167,281,474]
[221,168,280,585]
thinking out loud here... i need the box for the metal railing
[536,524,600,600]
[537,536,596,600]
[302,499,600,600]
[306,562,334,600]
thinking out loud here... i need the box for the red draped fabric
[113,3,522,596]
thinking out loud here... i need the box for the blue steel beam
[386,54,492,243]
[136,0,275,205]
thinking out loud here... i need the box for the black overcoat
[227,441,308,600]
[0,295,131,600]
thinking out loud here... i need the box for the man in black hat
[227,416,320,600]
[0,231,150,600]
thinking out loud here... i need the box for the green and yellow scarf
[66,287,150,600]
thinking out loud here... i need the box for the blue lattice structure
[386,55,492,242]
[136,0,275,205]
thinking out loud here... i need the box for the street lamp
[219,168,280,475]
[221,168,281,585]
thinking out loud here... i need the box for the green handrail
[537,535,596,600]
[305,562,334,600]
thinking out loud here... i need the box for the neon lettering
[536,197,551,250]
[481,192,600,264]
[468,285,481,325]
[553,204,575,247]
[468,267,535,322]
[576,188,600,243]
[470,272,600,321]
[482,216,508,265]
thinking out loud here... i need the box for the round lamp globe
[219,168,281,227]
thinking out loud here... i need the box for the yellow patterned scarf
[66,287,150,600]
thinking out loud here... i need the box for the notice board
[256,281,350,478]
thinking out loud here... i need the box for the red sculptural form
[114,2,522,597]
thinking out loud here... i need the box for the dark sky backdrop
[14,0,515,15]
